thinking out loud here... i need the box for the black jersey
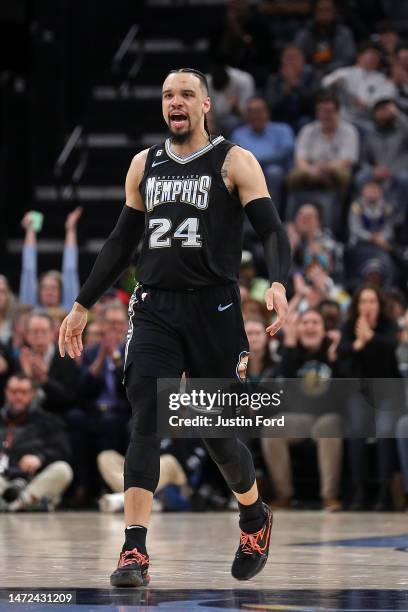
[137,136,244,290]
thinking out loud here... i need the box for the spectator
[0,341,14,407]
[318,298,342,331]
[322,41,396,131]
[241,298,270,325]
[9,305,33,361]
[349,181,395,246]
[97,444,192,513]
[287,91,359,226]
[396,412,408,510]
[264,45,319,131]
[294,0,356,75]
[245,318,278,383]
[337,284,401,510]
[262,308,343,511]
[210,0,272,86]
[0,275,15,346]
[18,311,79,413]
[287,201,343,281]
[390,50,408,114]
[289,254,350,315]
[232,96,294,209]
[66,301,130,505]
[239,251,270,304]
[83,320,103,350]
[356,99,408,220]
[0,374,73,511]
[207,63,255,136]
[19,207,82,312]
[375,21,400,69]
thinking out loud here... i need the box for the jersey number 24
[148,217,201,248]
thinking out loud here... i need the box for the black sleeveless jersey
[137,136,244,290]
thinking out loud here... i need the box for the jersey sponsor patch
[145,175,212,211]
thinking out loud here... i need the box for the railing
[52,23,144,198]
[111,24,145,96]
[53,124,88,201]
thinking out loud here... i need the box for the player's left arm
[226,146,291,336]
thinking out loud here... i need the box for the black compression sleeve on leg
[76,205,145,309]
[244,197,291,288]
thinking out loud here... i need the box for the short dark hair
[296,200,324,225]
[6,373,34,388]
[358,41,381,55]
[315,90,340,110]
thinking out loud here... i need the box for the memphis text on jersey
[145,175,212,211]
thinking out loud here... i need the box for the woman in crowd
[338,284,401,510]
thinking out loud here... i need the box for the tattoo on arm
[221,149,234,193]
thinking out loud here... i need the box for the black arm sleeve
[244,197,291,287]
[76,205,145,309]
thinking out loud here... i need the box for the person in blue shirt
[231,97,294,212]
[19,208,82,313]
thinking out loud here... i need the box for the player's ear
[203,96,211,114]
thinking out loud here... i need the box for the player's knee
[124,431,161,493]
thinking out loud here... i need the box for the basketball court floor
[0,510,407,611]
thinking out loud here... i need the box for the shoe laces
[118,547,149,568]
[239,521,268,555]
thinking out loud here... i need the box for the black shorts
[124,283,249,381]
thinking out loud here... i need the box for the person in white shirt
[288,90,359,194]
[322,42,396,131]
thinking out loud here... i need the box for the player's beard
[169,127,193,144]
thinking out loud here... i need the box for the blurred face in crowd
[162,72,210,144]
[358,289,380,326]
[245,319,268,354]
[396,47,408,71]
[319,302,341,331]
[295,204,321,236]
[246,98,269,133]
[84,321,103,348]
[0,276,10,314]
[5,376,35,413]
[26,314,54,354]
[373,102,395,128]
[316,100,338,131]
[362,181,383,203]
[281,46,305,75]
[314,0,336,27]
[239,264,256,288]
[103,306,128,345]
[242,299,268,325]
[39,274,61,308]
[379,28,399,55]
[358,48,381,71]
[298,310,325,350]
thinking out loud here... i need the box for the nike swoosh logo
[218,303,233,312]
[152,159,169,168]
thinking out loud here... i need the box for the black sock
[122,524,147,554]
[238,496,266,534]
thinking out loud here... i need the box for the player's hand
[59,303,88,359]
[265,283,288,337]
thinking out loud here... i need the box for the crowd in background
[1,0,408,514]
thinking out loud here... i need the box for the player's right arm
[59,149,149,359]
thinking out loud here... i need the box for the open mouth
[170,112,188,129]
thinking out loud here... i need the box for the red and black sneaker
[110,547,150,588]
[231,503,273,581]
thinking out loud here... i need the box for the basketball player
[59,68,291,587]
